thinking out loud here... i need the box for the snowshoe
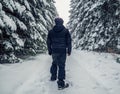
[58,83,69,90]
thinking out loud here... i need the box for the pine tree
[68,0,120,53]
[0,0,58,63]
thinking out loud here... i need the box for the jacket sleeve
[66,29,72,55]
[47,31,52,55]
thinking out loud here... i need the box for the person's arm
[66,29,72,56]
[47,31,52,55]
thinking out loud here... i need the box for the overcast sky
[54,0,70,25]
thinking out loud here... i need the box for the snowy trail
[14,54,109,94]
[13,55,52,94]
[0,54,51,94]
[0,50,120,94]
[66,53,109,94]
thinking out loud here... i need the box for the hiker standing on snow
[47,17,72,89]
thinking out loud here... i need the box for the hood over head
[53,17,65,32]
[53,25,65,32]
[55,18,64,25]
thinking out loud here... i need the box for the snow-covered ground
[0,50,120,94]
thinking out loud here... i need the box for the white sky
[54,0,70,25]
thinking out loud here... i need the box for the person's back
[48,24,71,54]
[47,17,72,90]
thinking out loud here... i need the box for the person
[47,17,72,89]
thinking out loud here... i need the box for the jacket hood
[55,18,64,25]
[53,25,65,32]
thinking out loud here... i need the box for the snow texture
[68,0,120,53]
[0,0,58,63]
[0,50,120,94]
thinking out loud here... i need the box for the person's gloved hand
[49,52,52,55]
[68,53,71,56]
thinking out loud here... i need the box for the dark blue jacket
[47,25,72,55]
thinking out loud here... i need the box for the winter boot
[57,80,69,90]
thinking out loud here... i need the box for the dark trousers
[50,53,66,80]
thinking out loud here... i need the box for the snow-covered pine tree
[68,0,120,54]
[67,0,79,34]
[0,0,58,63]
